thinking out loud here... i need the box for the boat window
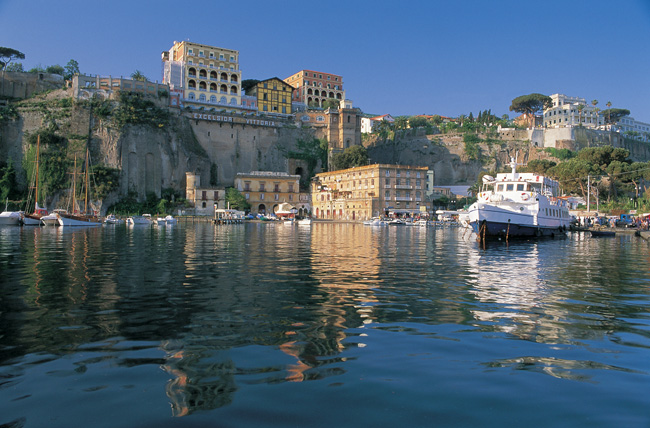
[496,184,504,192]
[506,184,514,191]
[516,184,525,191]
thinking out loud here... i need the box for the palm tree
[590,100,598,126]
[130,70,147,82]
[594,107,601,128]
[606,101,612,124]
[577,104,585,126]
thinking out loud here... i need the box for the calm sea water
[1,223,649,428]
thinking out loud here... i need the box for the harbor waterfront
[1,223,649,427]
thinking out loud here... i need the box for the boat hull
[0,212,22,226]
[22,215,43,226]
[58,214,102,227]
[469,203,569,239]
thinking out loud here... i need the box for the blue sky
[2,0,649,120]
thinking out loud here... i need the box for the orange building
[284,70,344,108]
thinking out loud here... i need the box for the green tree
[241,79,260,93]
[64,59,80,80]
[394,116,408,130]
[322,98,341,109]
[601,108,631,125]
[606,101,612,124]
[130,70,148,81]
[0,47,25,96]
[331,145,369,170]
[431,115,442,126]
[286,137,328,181]
[521,159,557,175]
[0,159,18,202]
[548,158,599,200]
[463,133,481,160]
[45,64,64,76]
[409,116,428,128]
[509,93,552,128]
[225,187,250,211]
[5,62,23,72]
[210,163,218,186]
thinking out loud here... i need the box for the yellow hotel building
[235,171,310,215]
[311,164,430,221]
[162,41,242,111]
[246,78,293,116]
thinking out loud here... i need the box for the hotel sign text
[191,113,280,127]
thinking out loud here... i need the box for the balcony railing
[395,185,413,190]
[395,197,412,202]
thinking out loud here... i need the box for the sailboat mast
[35,135,40,209]
[84,147,89,215]
[72,155,77,214]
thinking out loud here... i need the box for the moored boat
[590,229,616,237]
[297,218,312,226]
[127,215,152,226]
[22,135,50,226]
[0,207,22,226]
[104,214,125,225]
[164,215,177,225]
[468,157,571,239]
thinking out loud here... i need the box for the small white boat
[415,219,430,227]
[41,209,66,226]
[0,210,22,226]
[164,215,177,225]
[0,198,21,226]
[104,214,124,225]
[297,218,312,226]
[154,217,167,226]
[126,215,152,226]
[388,219,405,226]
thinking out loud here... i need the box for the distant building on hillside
[283,70,345,108]
[543,93,603,129]
[613,116,650,142]
[298,99,362,157]
[245,77,293,116]
[361,114,394,134]
[161,40,246,112]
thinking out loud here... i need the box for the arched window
[199,93,206,101]
[220,72,228,81]
[230,75,238,83]
[199,81,207,90]
[188,79,196,89]
[220,96,227,104]
[188,67,197,77]
[199,69,207,78]
[188,92,195,100]
[230,98,237,105]
[220,84,227,93]
[230,86,237,94]
[210,95,216,103]
[210,70,218,80]
[210,82,217,92]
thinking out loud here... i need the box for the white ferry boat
[468,158,571,239]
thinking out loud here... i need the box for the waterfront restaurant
[311,164,430,221]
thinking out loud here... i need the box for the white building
[614,116,650,142]
[543,93,603,129]
[361,114,394,133]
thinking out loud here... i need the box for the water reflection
[1,225,650,425]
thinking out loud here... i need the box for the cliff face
[0,88,318,213]
[0,88,213,212]
[365,131,536,185]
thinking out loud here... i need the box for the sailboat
[57,148,102,227]
[23,135,50,226]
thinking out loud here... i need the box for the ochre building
[246,77,293,116]
[235,171,310,215]
[311,164,430,221]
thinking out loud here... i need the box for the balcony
[395,197,412,202]
[395,185,413,190]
